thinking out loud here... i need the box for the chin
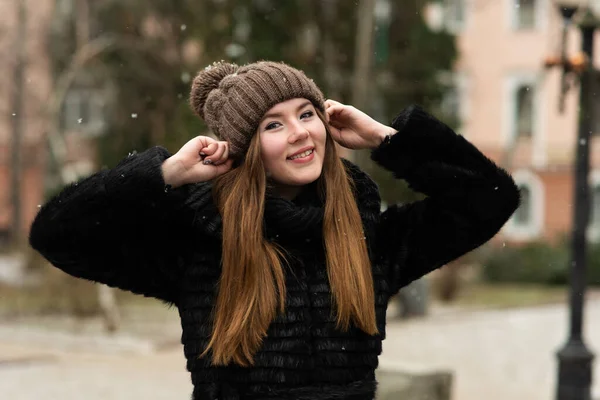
[280,166,323,187]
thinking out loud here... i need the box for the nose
[288,121,309,143]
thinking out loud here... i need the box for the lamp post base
[557,339,595,400]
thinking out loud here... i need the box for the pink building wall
[0,0,53,240]
[3,0,600,245]
[429,0,600,242]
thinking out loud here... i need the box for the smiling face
[258,98,327,199]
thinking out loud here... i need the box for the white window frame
[504,169,544,240]
[63,88,106,137]
[503,73,546,167]
[439,71,470,135]
[443,0,467,33]
[588,170,600,242]
[508,0,548,31]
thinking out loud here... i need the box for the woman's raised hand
[325,99,396,150]
[162,136,233,187]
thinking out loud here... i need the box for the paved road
[1,299,599,400]
[0,343,191,399]
[382,298,600,400]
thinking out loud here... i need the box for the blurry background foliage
[48,0,457,207]
[476,238,600,287]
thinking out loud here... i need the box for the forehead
[264,98,312,114]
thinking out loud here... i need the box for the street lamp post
[547,2,597,399]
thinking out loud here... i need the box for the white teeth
[289,149,313,160]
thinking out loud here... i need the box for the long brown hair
[202,109,378,366]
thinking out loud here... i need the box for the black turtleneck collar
[189,159,381,247]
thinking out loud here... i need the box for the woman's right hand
[161,136,234,187]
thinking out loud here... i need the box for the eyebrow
[261,101,313,122]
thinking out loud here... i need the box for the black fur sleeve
[29,146,200,304]
[371,105,520,295]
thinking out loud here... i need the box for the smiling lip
[287,146,314,159]
[287,150,315,164]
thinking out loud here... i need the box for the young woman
[30,61,520,400]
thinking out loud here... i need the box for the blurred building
[0,0,103,247]
[4,0,600,247]
[428,0,600,243]
[0,0,53,245]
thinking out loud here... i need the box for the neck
[272,184,303,201]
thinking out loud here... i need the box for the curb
[0,326,180,356]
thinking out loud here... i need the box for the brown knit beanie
[189,60,326,160]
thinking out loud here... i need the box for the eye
[265,122,281,130]
[300,110,314,119]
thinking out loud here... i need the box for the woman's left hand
[324,99,396,150]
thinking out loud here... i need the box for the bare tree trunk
[76,1,119,333]
[45,34,158,332]
[10,0,27,247]
[45,17,164,334]
[351,0,376,110]
[351,0,376,164]
[45,2,125,333]
[320,0,342,101]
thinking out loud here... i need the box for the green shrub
[478,239,600,286]
[480,241,569,285]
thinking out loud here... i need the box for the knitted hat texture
[189,60,326,159]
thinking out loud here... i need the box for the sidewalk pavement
[382,298,600,400]
[1,299,599,400]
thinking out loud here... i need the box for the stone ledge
[376,360,453,400]
[0,326,175,355]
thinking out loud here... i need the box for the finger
[200,142,218,157]
[326,103,345,113]
[198,158,233,180]
[325,104,345,119]
[196,136,216,152]
[214,143,230,165]
[209,143,227,165]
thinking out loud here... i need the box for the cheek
[260,136,287,168]
[315,126,327,149]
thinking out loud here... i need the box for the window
[441,83,460,121]
[515,84,534,138]
[374,0,392,65]
[439,71,469,132]
[513,185,532,226]
[593,1,600,17]
[505,74,539,144]
[515,0,536,29]
[510,0,545,31]
[589,171,600,242]
[61,88,106,137]
[444,0,466,32]
[504,170,544,240]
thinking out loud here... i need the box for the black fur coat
[29,106,520,400]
